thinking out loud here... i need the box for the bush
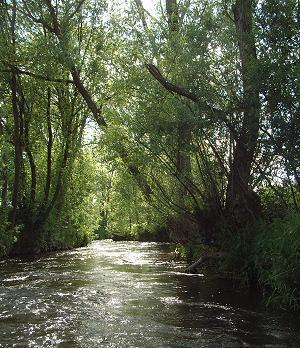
[37,153,100,252]
[254,213,300,310]
[220,213,300,310]
[220,225,257,287]
[0,209,20,257]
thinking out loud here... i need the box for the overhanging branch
[145,63,239,137]
[146,63,199,102]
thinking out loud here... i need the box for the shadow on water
[0,240,299,347]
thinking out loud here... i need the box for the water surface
[0,240,299,347]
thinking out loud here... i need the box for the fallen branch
[185,251,227,273]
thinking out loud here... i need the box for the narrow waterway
[0,240,299,347]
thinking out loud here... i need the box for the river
[0,240,299,347]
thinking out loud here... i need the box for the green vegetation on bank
[0,0,299,309]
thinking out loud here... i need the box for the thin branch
[133,0,149,31]
[1,67,74,84]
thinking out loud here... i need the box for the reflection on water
[0,240,299,347]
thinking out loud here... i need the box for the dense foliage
[0,0,299,309]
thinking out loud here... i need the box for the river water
[0,240,299,347]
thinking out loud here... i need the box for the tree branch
[21,1,56,34]
[146,63,199,102]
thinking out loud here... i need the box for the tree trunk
[69,65,107,127]
[225,0,260,220]
[10,70,23,227]
[21,97,37,205]
[44,88,53,204]
[176,118,193,206]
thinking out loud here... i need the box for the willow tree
[146,0,261,230]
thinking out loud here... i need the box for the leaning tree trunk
[225,0,260,221]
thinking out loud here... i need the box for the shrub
[254,213,300,310]
[220,212,300,310]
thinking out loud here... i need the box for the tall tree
[225,0,260,220]
[9,0,23,228]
